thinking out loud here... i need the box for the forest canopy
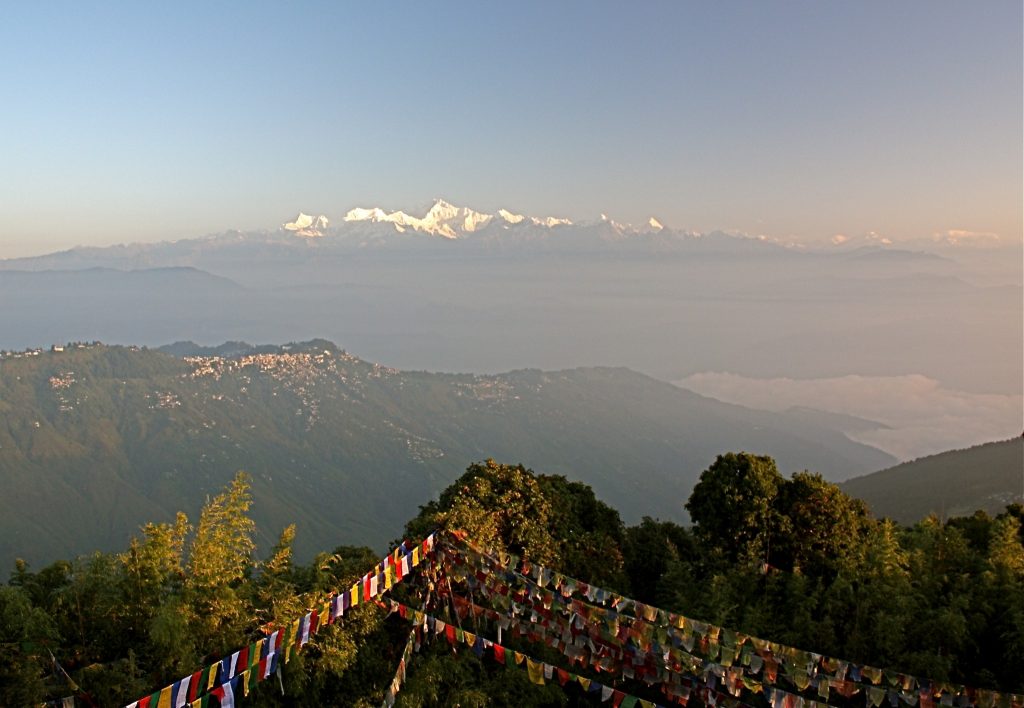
[3,454,1022,707]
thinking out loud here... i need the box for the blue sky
[1,2,1020,256]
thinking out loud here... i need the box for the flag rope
[120,530,1023,708]
[439,534,1023,708]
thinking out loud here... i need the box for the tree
[536,475,628,590]
[623,517,693,604]
[978,514,1024,687]
[771,471,870,577]
[0,585,57,706]
[406,460,559,565]
[183,471,257,657]
[685,452,783,568]
[121,511,191,669]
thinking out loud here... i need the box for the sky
[1,2,1021,258]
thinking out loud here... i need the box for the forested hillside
[0,342,893,565]
[842,437,1023,522]
[3,456,1021,706]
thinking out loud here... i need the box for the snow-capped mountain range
[286,199,664,240]
[2,198,993,282]
[275,200,1010,258]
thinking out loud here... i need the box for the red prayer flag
[188,670,201,701]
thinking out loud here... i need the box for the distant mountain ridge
[0,198,1015,401]
[841,437,1024,523]
[0,341,894,566]
[1,199,951,274]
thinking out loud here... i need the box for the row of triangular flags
[380,599,665,708]
[122,534,436,708]
[123,530,1020,708]
[434,534,1022,708]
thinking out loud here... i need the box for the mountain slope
[841,437,1023,523]
[0,342,894,565]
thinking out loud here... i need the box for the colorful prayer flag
[527,658,545,685]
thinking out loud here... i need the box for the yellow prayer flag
[157,685,172,708]
[240,669,250,697]
[514,651,525,665]
[527,658,545,685]
[350,583,360,606]
[285,618,300,663]
[577,676,591,691]
[412,547,420,566]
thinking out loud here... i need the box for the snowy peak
[532,215,572,228]
[288,200,679,244]
[341,199,571,238]
[344,207,390,222]
[598,213,667,236]
[498,209,525,225]
[421,199,494,237]
[283,213,329,238]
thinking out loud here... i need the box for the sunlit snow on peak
[283,213,329,237]
[498,209,525,224]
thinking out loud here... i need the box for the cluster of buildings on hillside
[0,341,101,359]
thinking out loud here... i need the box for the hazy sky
[1,2,1021,258]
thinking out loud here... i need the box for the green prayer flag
[198,665,213,696]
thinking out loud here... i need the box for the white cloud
[674,372,1022,462]
[831,234,849,245]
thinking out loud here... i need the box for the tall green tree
[183,471,257,657]
[0,585,57,706]
[772,471,870,577]
[685,452,783,568]
[407,460,559,565]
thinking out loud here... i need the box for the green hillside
[842,437,1024,523]
[0,342,894,565]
